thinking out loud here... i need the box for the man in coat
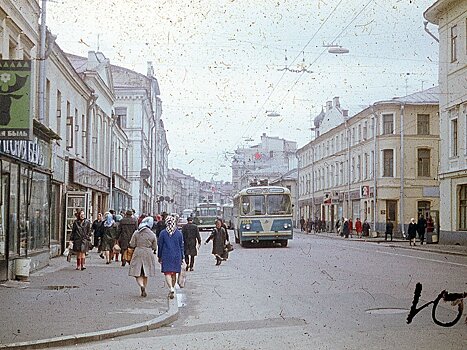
[118,210,138,266]
[181,217,201,271]
[417,214,427,245]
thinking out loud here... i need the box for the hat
[126,210,133,216]
[187,217,193,222]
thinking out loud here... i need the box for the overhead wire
[231,0,346,148]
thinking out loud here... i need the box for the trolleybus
[193,202,221,230]
[233,186,293,247]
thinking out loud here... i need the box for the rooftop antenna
[97,33,100,52]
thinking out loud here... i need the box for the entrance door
[65,192,89,242]
[386,200,397,226]
[0,173,10,280]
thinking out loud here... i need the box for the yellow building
[298,88,440,237]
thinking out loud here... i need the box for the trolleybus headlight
[244,224,250,230]
[199,219,203,224]
[283,223,290,229]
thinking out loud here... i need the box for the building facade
[231,133,297,192]
[111,62,168,216]
[425,0,467,245]
[298,88,440,237]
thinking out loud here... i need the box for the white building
[231,133,297,192]
[111,62,168,216]
[425,0,467,245]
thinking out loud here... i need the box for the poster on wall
[0,60,32,140]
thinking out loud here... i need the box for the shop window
[27,171,50,252]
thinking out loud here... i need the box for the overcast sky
[47,0,438,182]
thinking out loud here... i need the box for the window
[363,121,367,140]
[417,114,430,135]
[66,116,73,149]
[115,107,127,128]
[241,195,265,215]
[417,149,430,177]
[383,149,394,177]
[268,194,292,215]
[382,114,394,135]
[45,79,50,124]
[269,150,274,159]
[451,25,457,62]
[451,118,458,157]
[56,90,62,137]
[460,185,467,230]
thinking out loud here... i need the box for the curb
[0,293,179,350]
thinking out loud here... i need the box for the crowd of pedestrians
[300,213,434,245]
[68,208,231,299]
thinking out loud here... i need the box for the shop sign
[71,159,109,193]
[0,139,44,166]
[113,173,131,193]
[361,185,370,198]
[0,60,32,140]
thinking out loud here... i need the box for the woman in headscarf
[101,212,118,264]
[408,217,418,246]
[157,215,184,299]
[128,216,158,297]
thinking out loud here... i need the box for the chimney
[147,61,154,77]
[326,101,332,112]
[333,96,340,109]
[343,109,349,118]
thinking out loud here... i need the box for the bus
[222,203,234,229]
[193,202,221,230]
[233,186,293,247]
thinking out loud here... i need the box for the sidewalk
[0,250,179,349]
[295,229,467,257]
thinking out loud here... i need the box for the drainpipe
[424,21,439,43]
[371,106,378,233]
[399,104,405,237]
[38,0,47,122]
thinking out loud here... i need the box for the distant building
[231,133,297,192]
[425,0,467,245]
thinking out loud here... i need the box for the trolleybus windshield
[241,194,291,215]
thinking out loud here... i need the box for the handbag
[124,247,134,261]
[113,243,121,253]
[225,242,234,252]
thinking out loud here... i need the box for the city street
[50,231,467,350]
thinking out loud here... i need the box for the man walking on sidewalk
[417,214,427,245]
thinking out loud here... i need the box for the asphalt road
[52,231,467,350]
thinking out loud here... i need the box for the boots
[76,258,81,270]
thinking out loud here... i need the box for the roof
[424,0,459,25]
[375,86,439,105]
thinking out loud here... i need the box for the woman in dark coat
[342,218,350,238]
[181,217,201,271]
[118,210,138,266]
[205,219,227,265]
[101,212,118,264]
[70,210,91,270]
[128,216,158,297]
[408,217,418,246]
[91,212,104,253]
[157,215,184,299]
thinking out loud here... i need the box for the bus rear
[193,203,221,230]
